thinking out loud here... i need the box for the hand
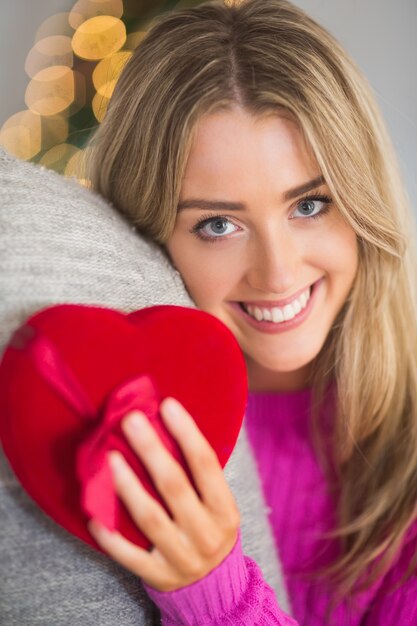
[88,397,240,592]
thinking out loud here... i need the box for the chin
[252,347,320,374]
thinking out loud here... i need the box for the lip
[240,282,314,309]
[229,277,324,334]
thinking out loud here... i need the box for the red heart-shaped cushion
[0,304,247,553]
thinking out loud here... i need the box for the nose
[245,228,301,295]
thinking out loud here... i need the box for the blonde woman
[87,0,417,623]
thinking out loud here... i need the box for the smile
[241,286,311,322]
[231,277,324,334]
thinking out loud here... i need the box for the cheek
[338,231,358,280]
[166,238,241,308]
[316,223,358,280]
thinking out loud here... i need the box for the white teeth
[271,307,284,323]
[254,307,263,322]
[243,286,311,324]
[292,299,302,315]
[283,304,295,321]
[262,308,272,321]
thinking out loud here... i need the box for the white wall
[291,0,417,206]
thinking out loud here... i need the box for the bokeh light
[0,111,42,161]
[92,90,111,122]
[69,0,124,29]
[39,143,81,174]
[1,0,203,177]
[41,116,69,151]
[25,66,83,117]
[64,145,87,178]
[72,16,126,60]
[65,145,92,186]
[25,36,73,78]
[35,13,75,41]
[92,50,131,90]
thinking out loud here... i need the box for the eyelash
[189,193,333,243]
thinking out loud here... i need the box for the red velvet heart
[0,304,247,552]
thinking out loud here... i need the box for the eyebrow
[177,175,326,212]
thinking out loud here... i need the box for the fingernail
[162,398,183,426]
[89,519,112,539]
[124,412,147,433]
[108,451,125,473]
[164,398,182,417]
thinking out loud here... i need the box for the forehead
[181,106,320,193]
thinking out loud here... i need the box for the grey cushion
[0,148,290,624]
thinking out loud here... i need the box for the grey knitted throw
[0,148,290,625]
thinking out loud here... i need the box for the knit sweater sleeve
[142,528,417,626]
[143,530,297,626]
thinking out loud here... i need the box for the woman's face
[165,107,358,392]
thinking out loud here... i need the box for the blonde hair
[88,0,417,615]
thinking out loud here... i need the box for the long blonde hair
[88,0,417,610]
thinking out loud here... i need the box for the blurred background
[0,0,416,207]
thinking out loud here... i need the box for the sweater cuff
[143,530,248,623]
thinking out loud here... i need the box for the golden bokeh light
[71,16,126,60]
[39,143,81,175]
[25,67,86,117]
[92,50,131,92]
[41,116,69,152]
[64,144,93,183]
[92,90,111,122]
[35,13,74,41]
[8,0,200,169]
[0,110,42,161]
[25,66,75,116]
[96,79,116,98]
[69,0,123,29]
[64,146,87,178]
[25,36,73,78]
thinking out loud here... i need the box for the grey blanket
[0,149,290,624]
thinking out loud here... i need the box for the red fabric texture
[0,304,247,553]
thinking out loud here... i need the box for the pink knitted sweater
[145,386,417,625]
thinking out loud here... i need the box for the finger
[88,518,163,585]
[90,519,215,592]
[109,451,198,572]
[121,413,215,535]
[159,397,240,522]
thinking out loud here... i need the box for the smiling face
[165,107,358,392]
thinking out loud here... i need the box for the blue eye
[191,215,239,242]
[292,194,332,220]
[189,194,333,243]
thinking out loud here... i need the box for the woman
[87,0,417,623]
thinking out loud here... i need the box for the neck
[245,358,312,393]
